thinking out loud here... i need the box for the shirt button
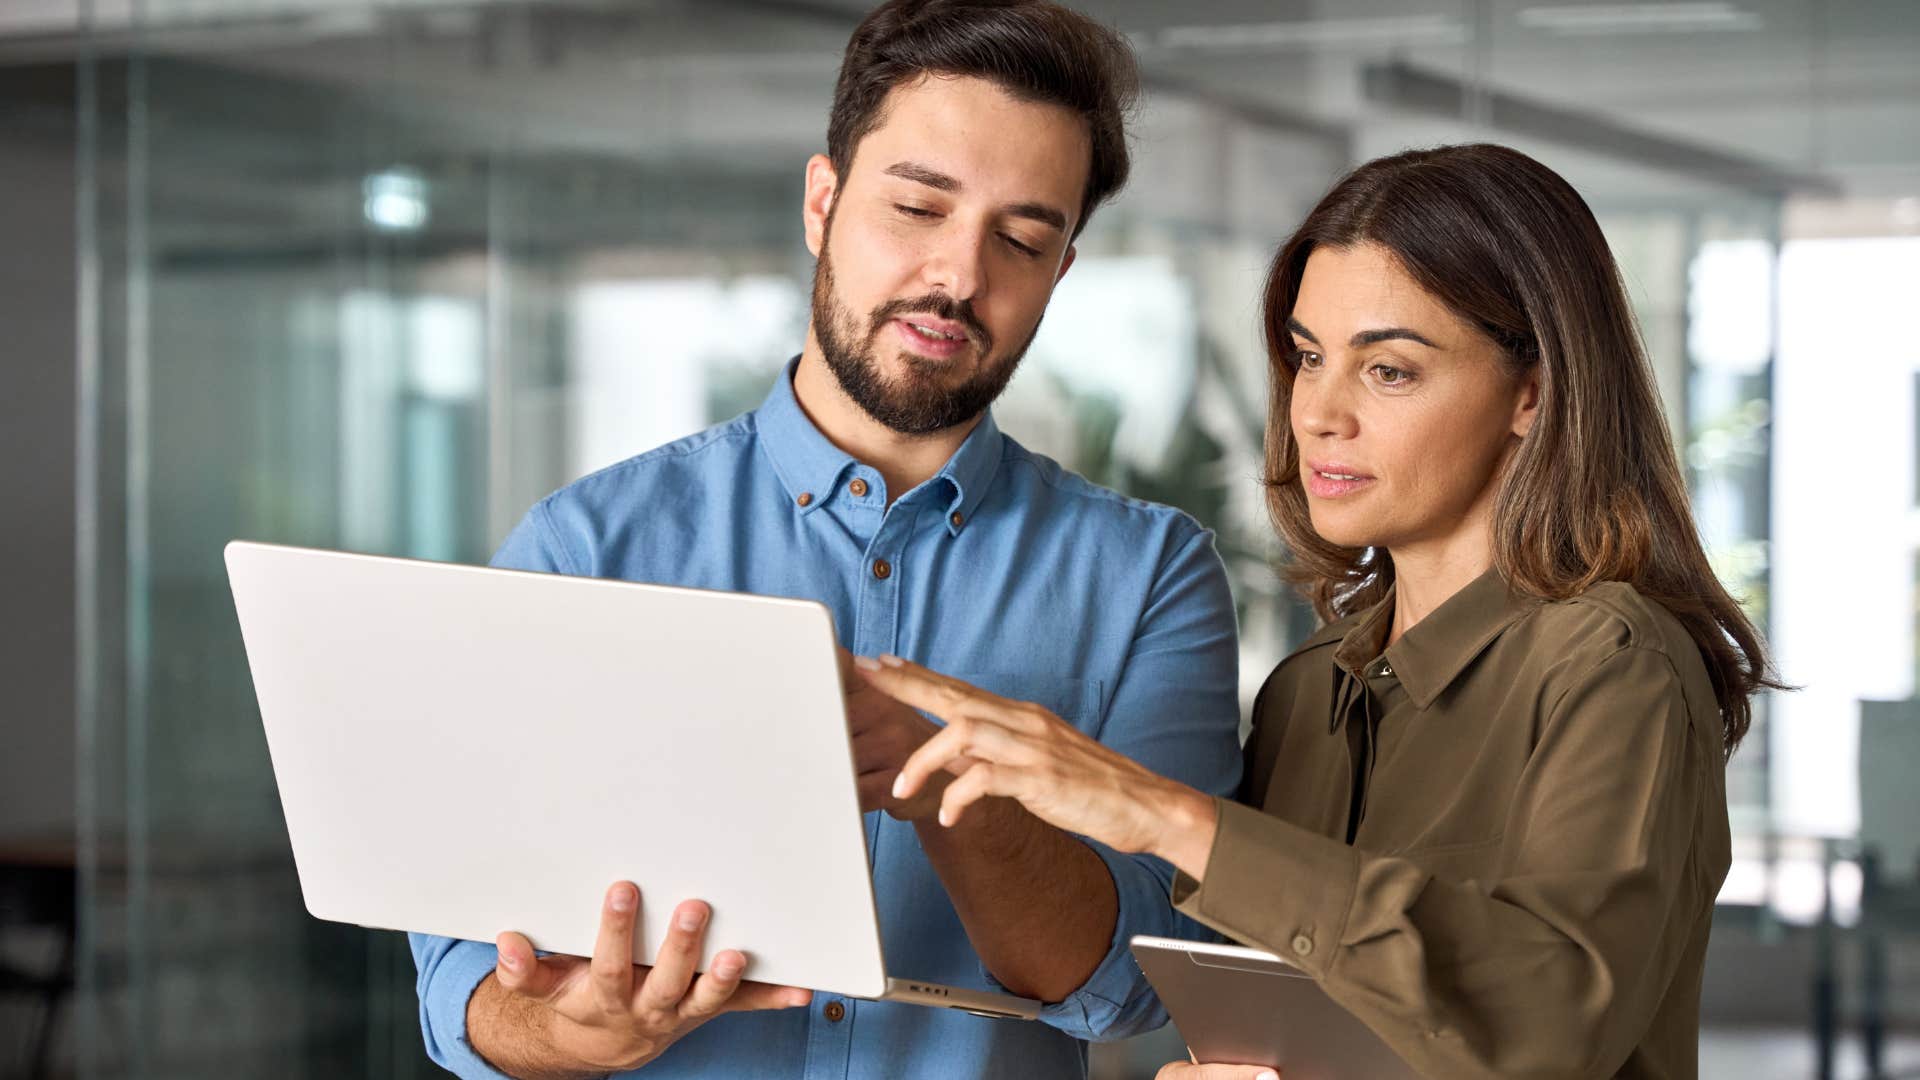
[796,492,813,508]
[848,478,869,497]
[872,559,892,580]
[1374,660,1393,677]
[949,511,964,528]
[1290,933,1315,958]
[823,1000,846,1023]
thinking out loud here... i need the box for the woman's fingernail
[610,885,635,912]
[853,655,881,671]
[1256,1072,1279,1080]
[891,774,908,798]
[713,957,743,979]
[879,654,905,667]
[677,906,706,932]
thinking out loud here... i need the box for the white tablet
[1131,935,1421,1078]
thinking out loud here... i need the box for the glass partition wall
[43,0,1917,1075]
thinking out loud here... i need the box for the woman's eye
[1373,364,1412,385]
[1291,349,1323,370]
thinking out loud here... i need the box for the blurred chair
[1856,698,1920,1079]
[0,838,76,1080]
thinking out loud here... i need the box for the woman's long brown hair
[1262,144,1780,756]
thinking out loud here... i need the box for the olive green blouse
[1171,569,1731,1079]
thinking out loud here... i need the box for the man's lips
[894,315,971,342]
[891,317,973,359]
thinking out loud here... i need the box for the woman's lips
[1303,463,1375,499]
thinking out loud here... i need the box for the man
[410,2,1241,1077]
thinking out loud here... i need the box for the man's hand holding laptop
[475,883,811,1078]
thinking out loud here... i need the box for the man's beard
[810,221,1041,436]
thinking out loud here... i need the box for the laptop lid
[225,540,889,999]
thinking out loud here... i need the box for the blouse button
[1290,933,1315,958]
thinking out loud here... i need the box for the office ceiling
[3,1,1916,222]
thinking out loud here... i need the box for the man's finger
[494,931,569,1001]
[724,980,814,1013]
[588,882,641,1011]
[635,900,709,1014]
[676,948,749,1020]
[856,770,897,813]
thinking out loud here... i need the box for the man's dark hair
[827,0,1139,241]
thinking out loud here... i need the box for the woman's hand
[853,655,1218,876]
[1156,1063,1278,1080]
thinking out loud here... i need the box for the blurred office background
[0,0,1916,1076]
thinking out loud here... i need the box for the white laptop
[224,540,1040,1020]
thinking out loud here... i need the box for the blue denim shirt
[410,360,1242,1079]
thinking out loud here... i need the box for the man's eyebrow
[883,161,960,192]
[1006,201,1068,233]
[882,161,1069,234]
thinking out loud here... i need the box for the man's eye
[895,204,937,219]
[1004,235,1041,258]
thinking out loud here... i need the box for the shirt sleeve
[1021,523,1244,1042]
[408,504,571,1079]
[1172,645,1725,1078]
[409,933,517,1079]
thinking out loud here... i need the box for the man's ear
[1055,244,1077,285]
[803,154,839,258]
[1511,369,1541,439]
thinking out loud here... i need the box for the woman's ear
[802,154,838,258]
[1511,369,1541,439]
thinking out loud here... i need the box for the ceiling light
[1156,15,1464,52]
[1517,3,1762,35]
[362,169,430,233]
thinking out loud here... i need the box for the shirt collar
[1339,568,1539,710]
[755,356,1005,534]
[929,406,1004,534]
[756,357,859,514]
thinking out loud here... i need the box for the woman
[855,144,1778,1079]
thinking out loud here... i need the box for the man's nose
[920,227,987,301]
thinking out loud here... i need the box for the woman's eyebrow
[1351,327,1441,349]
[1286,318,1439,350]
